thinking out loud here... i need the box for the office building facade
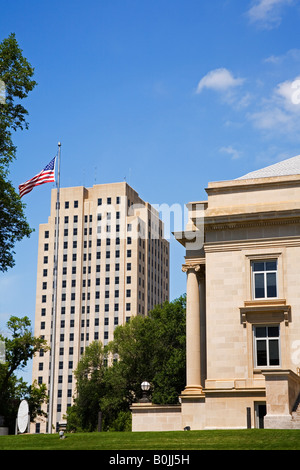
[31,182,169,432]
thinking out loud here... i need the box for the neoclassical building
[131,155,300,430]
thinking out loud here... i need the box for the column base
[181,385,205,397]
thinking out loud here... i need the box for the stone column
[182,263,203,394]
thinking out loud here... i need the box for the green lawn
[0,429,300,450]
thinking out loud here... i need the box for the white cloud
[250,106,292,130]
[275,76,300,108]
[196,68,244,94]
[248,76,300,132]
[219,146,242,160]
[247,0,295,28]
[264,48,300,64]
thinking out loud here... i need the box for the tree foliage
[0,316,49,432]
[0,33,37,168]
[0,33,36,271]
[66,296,186,432]
[68,341,107,432]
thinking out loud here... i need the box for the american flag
[19,157,56,198]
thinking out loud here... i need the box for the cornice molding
[204,236,300,253]
[203,209,300,232]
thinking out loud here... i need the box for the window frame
[251,259,278,300]
[253,324,281,369]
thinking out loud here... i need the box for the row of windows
[57,196,122,211]
[58,331,118,342]
[43,261,134,273]
[41,316,122,330]
[42,276,134,289]
[44,249,135,261]
[52,289,133,301]
[41,293,132,309]
[62,212,123,224]
[45,237,131,248]
[37,374,73,385]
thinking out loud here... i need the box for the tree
[0,33,36,271]
[0,316,49,432]
[67,341,107,432]
[147,295,186,404]
[66,296,186,432]
[111,296,186,405]
[0,33,37,168]
[0,174,32,271]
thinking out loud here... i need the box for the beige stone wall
[131,404,182,432]
[170,173,300,431]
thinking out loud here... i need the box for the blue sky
[1,0,300,382]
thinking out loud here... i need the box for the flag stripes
[19,157,56,197]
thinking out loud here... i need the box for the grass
[0,429,300,450]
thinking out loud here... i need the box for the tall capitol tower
[31,182,169,433]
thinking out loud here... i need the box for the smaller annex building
[131,155,300,431]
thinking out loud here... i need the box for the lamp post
[140,381,151,403]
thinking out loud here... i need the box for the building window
[252,260,277,299]
[253,325,280,368]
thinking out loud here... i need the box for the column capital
[182,262,204,276]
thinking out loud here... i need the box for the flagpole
[48,142,61,433]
